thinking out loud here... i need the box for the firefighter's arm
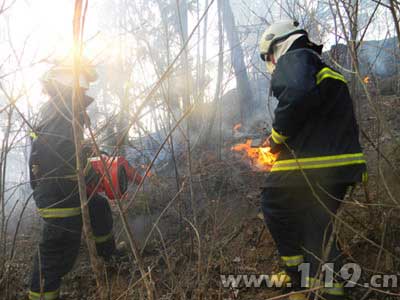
[270,50,321,147]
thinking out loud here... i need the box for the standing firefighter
[259,21,367,299]
[28,61,117,300]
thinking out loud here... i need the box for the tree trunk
[118,87,130,155]
[203,0,224,142]
[222,0,253,125]
[176,0,197,229]
[72,2,107,300]
[389,0,400,49]
[0,107,12,274]
[199,0,209,104]
[118,0,129,155]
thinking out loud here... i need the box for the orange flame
[141,164,152,177]
[231,139,278,172]
[233,123,242,132]
[363,76,370,84]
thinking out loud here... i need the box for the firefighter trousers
[29,191,115,300]
[261,184,349,297]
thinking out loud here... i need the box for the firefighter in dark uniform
[258,21,367,300]
[28,62,117,300]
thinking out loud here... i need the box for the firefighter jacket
[29,88,93,190]
[266,46,367,187]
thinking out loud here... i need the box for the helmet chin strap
[266,61,276,74]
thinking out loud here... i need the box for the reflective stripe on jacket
[271,153,365,172]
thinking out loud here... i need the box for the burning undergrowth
[231,139,277,172]
[230,121,277,172]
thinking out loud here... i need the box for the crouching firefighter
[28,61,119,300]
[258,21,367,299]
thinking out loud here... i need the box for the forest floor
[2,94,400,300]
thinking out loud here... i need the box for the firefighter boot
[108,241,129,262]
[266,269,303,292]
[321,288,347,300]
[306,279,346,300]
[287,293,307,300]
[266,270,291,288]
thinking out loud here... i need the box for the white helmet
[42,60,97,89]
[259,20,307,61]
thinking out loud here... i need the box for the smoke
[358,37,399,78]
[328,37,400,79]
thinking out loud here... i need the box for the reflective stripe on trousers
[306,277,345,296]
[38,207,81,218]
[281,255,304,267]
[94,232,113,243]
[362,171,368,183]
[271,153,366,172]
[29,289,59,300]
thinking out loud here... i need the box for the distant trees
[222,0,254,125]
